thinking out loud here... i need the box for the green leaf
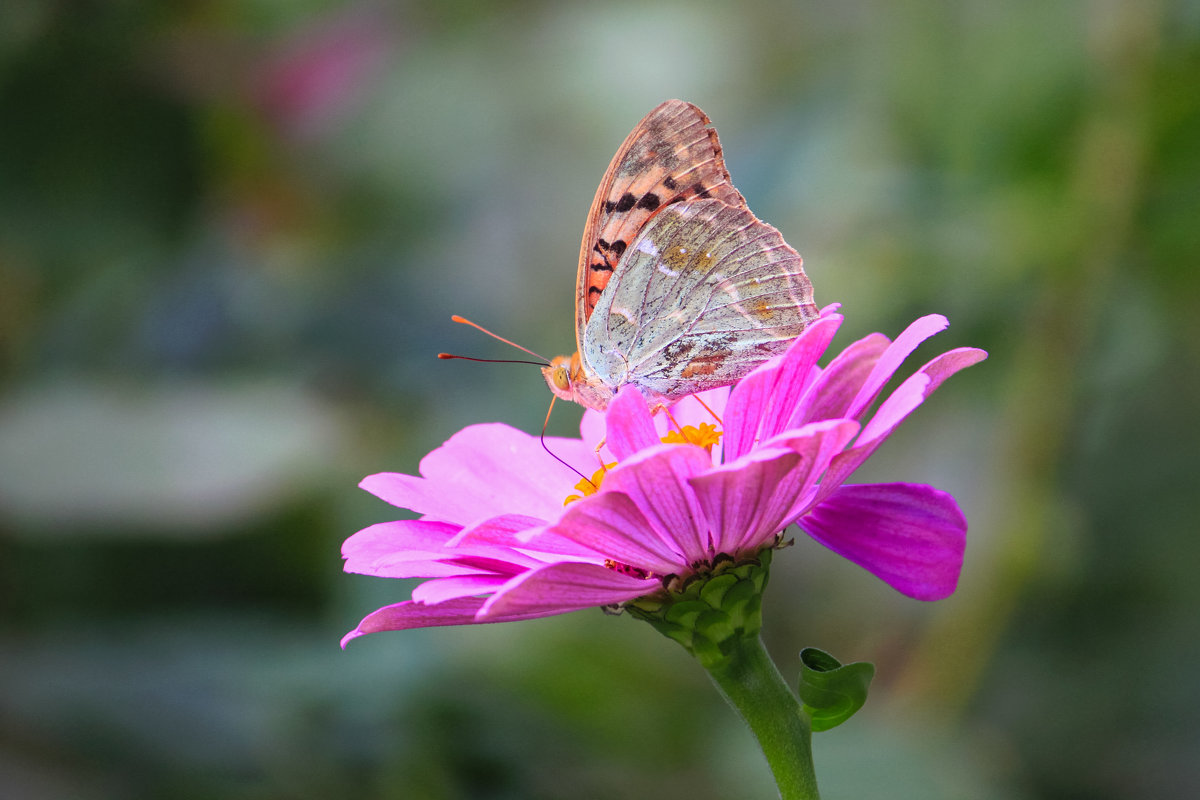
[796,647,875,732]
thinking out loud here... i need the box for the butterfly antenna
[446,315,551,364]
[437,353,547,366]
[539,395,595,488]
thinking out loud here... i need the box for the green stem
[703,634,820,800]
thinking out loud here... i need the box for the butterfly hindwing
[575,100,748,345]
[581,199,818,402]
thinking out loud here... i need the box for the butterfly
[542,100,819,412]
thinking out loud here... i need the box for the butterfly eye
[553,366,571,391]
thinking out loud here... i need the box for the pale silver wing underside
[581,198,819,401]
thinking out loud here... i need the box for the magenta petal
[412,574,513,604]
[861,347,987,445]
[669,387,731,463]
[693,419,859,554]
[913,346,989,395]
[723,357,784,462]
[769,418,862,510]
[816,346,989,502]
[447,513,543,547]
[579,407,605,444]
[845,314,948,421]
[452,513,600,559]
[549,491,685,574]
[671,386,730,428]
[801,483,967,600]
[342,519,457,560]
[481,562,654,618]
[606,385,660,460]
[858,373,932,446]
[689,447,805,554]
[341,597,554,646]
[360,423,594,525]
[790,333,889,426]
[342,520,467,577]
[758,315,843,441]
[725,315,842,460]
[602,445,714,562]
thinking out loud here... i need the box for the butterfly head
[542,351,614,412]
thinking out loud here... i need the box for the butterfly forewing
[575,100,748,345]
[582,199,818,402]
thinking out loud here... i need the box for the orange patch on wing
[748,296,776,320]
[680,350,732,379]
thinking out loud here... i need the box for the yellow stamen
[661,422,722,453]
[563,462,617,505]
[562,419,722,505]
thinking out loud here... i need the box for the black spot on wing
[636,192,661,211]
[589,261,614,273]
[606,192,637,213]
[662,175,678,191]
[689,183,711,199]
[594,238,626,261]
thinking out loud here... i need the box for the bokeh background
[2,2,1197,798]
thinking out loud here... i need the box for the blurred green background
[2,2,1197,798]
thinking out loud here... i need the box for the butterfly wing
[575,100,748,350]
[581,199,818,403]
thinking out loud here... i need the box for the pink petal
[342,518,456,559]
[800,482,967,600]
[790,333,889,426]
[692,419,859,554]
[758,315,843,442]
[360,423,594,526]
[724,315,842,460]
[860,347,986,447]
[579,407,606,447]
[412,574,513,604]
[845,314,948,421]
[671,386,730,428]
[667,386,731,463]
[914,346,989,395]
[602,445,714,561]
[858,373,933,445]
[814,346,988,503]
[688,447,804,555]
[606,385,660,460]
[451,514,600,559]
[481,561,654,618]
[768,418,862,510]
[341,596,555,646]
[447,513,543,547]
[342,520,468,577]
[548,490,686,574]
[722,356,783,463]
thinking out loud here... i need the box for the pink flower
[341,312,986,646]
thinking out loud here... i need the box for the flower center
[563,463,617,505]
[562,424,722,505]
[661,422,722,453]
[603,559,654,579]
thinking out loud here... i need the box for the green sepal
[796,646,875,732]
[625,548,772,670]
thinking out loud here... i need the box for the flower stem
[704,634,820,799]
